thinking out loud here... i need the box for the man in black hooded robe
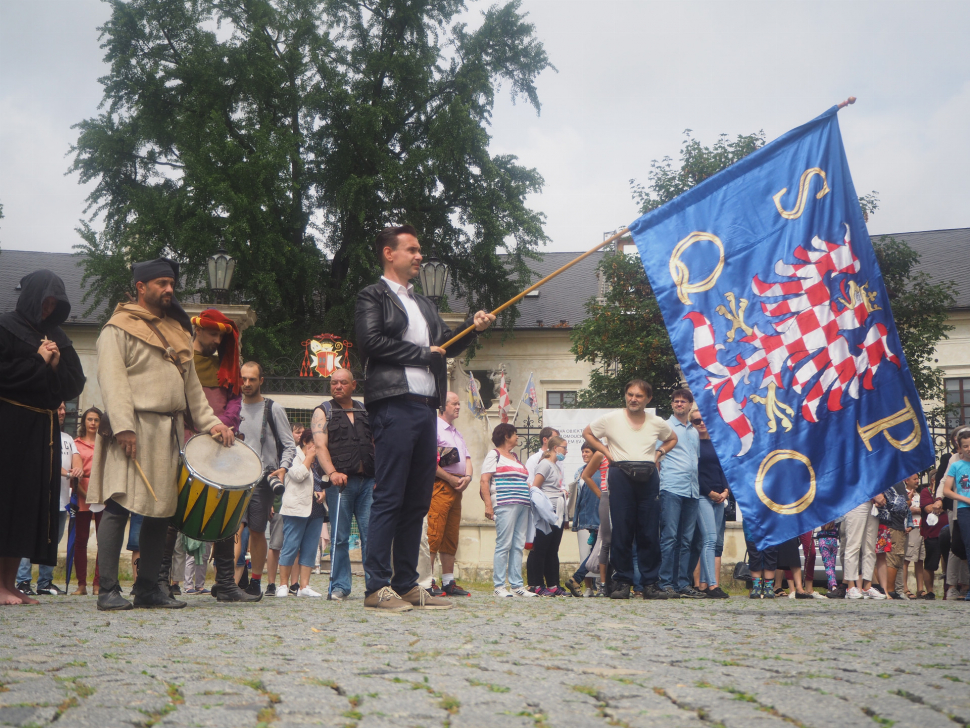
[0,270,86,605]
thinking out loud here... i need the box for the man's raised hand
[473,310,496,332]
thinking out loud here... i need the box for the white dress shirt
[382,276,436,396]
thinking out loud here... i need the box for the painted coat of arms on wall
[300,334,352,378]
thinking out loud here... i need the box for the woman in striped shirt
[480,423,537,598]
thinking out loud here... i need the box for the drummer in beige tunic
[89,257,234,611]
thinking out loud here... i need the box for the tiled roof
[495,250,607,330]
[0,250,107,325]
[870,228,969,309]
[2,227,965,329]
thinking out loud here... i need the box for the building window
[945,377,970,430]
[546,391,576,410]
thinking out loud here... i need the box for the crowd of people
[3,226,969,611]
[480,386,970,603]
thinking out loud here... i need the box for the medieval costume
[156,308,260,602]
[89,258,222,610]
[0,271,85,602]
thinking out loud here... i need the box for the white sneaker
[329,589,347,601]
[583,588,594,598]
[865,587,887,600]
[275,585,288,597]
[945,587,961,600]
[493,587,513,598]
[513,587,538,597]
[811,591,826,599]
[788,590,796,600]
[846,587,863,599]
[298,586,322,597]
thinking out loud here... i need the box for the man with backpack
[238,361,297,597]
[310,367,374,601]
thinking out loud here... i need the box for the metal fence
[513,414,543,462]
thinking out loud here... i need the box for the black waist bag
[612,461,657,484]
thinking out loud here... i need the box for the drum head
[183,434,263,488]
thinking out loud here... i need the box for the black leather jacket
[355,279,479,407]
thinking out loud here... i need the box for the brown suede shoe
[397,586,453,610]
[364,586,413,613]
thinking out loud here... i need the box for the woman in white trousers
[840,500,882,599]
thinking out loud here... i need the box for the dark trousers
[608,465,661,586]
[73,510,101,587]
[527,524,564,588]
[97,499,168,592]
[364,397,437,596]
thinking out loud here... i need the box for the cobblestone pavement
[2,578,969,728]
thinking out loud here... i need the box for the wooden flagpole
[442,227,631,350]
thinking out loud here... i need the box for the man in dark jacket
[355,224,494,612]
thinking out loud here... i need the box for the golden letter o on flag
[755,449,817,515]
[669,232,725,305]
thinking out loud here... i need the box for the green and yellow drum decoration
[172,433,263,542]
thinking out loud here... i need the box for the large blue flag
[628,106,935,548]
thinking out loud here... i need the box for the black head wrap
[131,257,193,334]
[0,269,73,348]
[133,257,179,284]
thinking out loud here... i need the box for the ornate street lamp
[418,255,450,306]
[207,248,236,304]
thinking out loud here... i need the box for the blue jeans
[688,497,725,586]
[493,504,529,589]
[659,491,698,591]
[18,512,68,588]
[608,466,661,586]
[325,474,374,595]
[236,526,250,567]
[280,515,326,568]
[126,513,144,551]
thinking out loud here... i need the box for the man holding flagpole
[355,224,494,612]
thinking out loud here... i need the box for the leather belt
[403,393,437,407]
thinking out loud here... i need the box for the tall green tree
[570,250,681,412]
[572,131,954,413]
[71,0,552,365]
[572,131,767,412]
[871,233,955,405]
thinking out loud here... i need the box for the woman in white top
[277,430,326,597]
[526,436,569,596]
[480,423,536,598]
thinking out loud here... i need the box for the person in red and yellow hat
[156,308,260,603]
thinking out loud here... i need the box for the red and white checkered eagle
[686,225,901,457]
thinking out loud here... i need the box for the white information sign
[541,408,644,484]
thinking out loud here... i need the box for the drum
[172,434,263,542]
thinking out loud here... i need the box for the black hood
[0,269,73,348]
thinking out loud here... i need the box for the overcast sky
[2,0,969,257]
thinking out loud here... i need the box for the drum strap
[142,319,186,378]
[143,313,192,438]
